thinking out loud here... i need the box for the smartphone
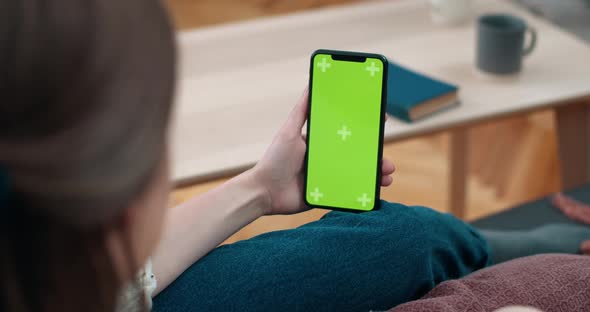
[304,49,388,212]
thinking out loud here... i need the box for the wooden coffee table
[171,0,590,218]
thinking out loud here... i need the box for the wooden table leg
[449,128,469,219]
[555,100,590,189]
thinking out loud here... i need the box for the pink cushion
[390,254,590,312]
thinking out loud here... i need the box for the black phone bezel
[303,49,389,212]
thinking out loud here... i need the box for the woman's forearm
[151,170,268,294]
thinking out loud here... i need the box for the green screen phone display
[305,51,387,211]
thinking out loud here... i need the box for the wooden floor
[166,0,562,244]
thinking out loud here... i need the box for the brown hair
[0,0,176,311]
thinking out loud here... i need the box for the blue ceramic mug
[476,13,537,74]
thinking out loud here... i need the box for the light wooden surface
[164,0,358,30]
[172,0,590,185]
[449,128,469,218]
[171,113,561,243]
[556,99,590,189]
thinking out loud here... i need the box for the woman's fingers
[282,88,309,137]
[380,159,395,186]
[381,159,395,175]
[381,175,393,187]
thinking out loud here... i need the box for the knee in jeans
[375,202,445,244]
[379,201,485,253]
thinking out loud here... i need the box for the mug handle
[522,26,537,57]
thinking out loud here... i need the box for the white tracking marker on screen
[366,61,380,77]
[337,125,352,141]
[357,193,371,207]
[310,187,324,202]
[317,57,332,73]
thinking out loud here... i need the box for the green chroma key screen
[305,51,387,211]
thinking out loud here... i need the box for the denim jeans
[153,201,490,312]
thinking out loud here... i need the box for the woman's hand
[251,89,396,216]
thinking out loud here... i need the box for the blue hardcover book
[386,62,459,122]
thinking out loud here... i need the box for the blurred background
[165,0,590,243]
